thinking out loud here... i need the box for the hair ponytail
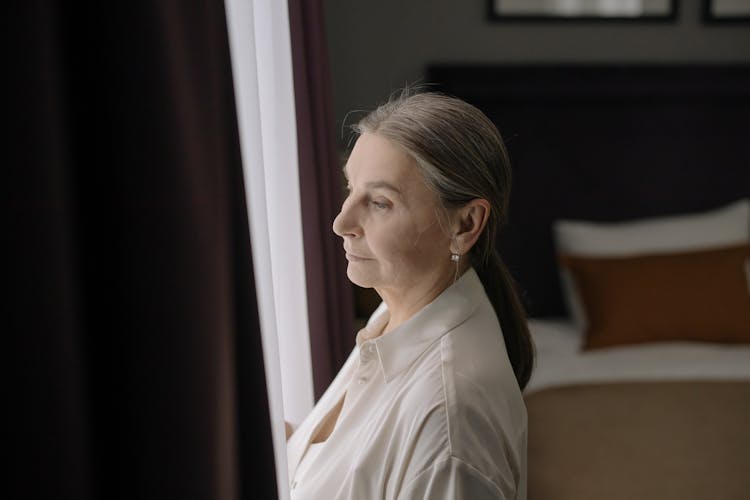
[474,251,534,390]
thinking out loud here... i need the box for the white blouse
[286,268,527,499]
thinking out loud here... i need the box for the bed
[427,64,750,499]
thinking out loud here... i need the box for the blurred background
[325,0,750,146]
[8,1,750,499]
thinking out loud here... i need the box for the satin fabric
[287,268,527,499]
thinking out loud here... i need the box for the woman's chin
[346,266,375,289]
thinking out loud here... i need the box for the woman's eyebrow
[343,166,402,196]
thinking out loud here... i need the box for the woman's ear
[451,199,490,255]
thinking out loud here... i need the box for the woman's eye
[370,200,389,210]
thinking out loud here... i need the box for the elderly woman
[286,91,534,499]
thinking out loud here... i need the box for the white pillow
[553,198,750,328]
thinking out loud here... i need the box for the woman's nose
[332,198,361,238]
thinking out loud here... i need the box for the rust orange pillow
[559,244,750,349]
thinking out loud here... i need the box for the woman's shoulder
[438,312,527,465]
[395,330,526,495]
[398,313,526,447]
[439,310,526,422]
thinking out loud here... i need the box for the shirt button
[357,376,367,385]
[366,344,376,354]
[291,480,297,489]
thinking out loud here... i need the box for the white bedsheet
[524,318,750,394]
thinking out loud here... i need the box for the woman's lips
[345,252,371,261]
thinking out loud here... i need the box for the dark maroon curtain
[288,0,356,399]
[8,1,277,498]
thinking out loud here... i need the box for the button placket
[353,341,377,388]
[355,361,370,386]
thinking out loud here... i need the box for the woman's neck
[374,265,469,336]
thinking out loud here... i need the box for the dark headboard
[427,65,750,317]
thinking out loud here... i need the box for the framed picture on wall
[488,0,677,22]
[704,0,750,22]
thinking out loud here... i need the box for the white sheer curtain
[224,0,315,497]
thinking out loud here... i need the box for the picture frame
[488,0,678,22]
[703,0,750,22]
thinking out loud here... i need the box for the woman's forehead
[345,133,420,185]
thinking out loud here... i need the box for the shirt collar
[355,268,487,383]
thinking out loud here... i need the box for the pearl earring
[450,253,460,262]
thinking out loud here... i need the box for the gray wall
[324,0,750,144]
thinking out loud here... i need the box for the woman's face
[332,133,453,293]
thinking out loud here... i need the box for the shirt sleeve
[397,456,514,500]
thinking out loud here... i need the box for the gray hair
[352,91,511,270]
